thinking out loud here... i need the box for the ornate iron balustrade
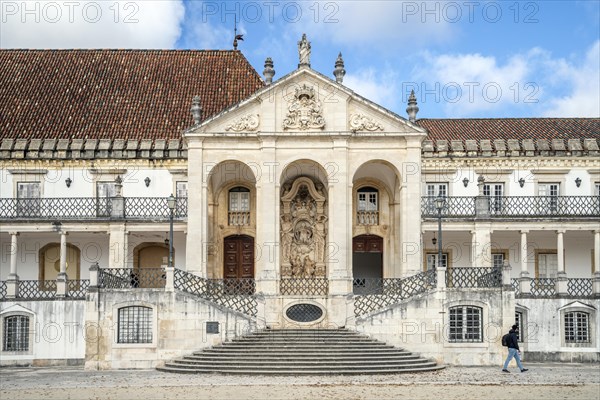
[173,269,257,316]
[446,267,502,288]
[357,211,379,225]
[0,197,187,221]
[99,268,165,288]
[279,278,329,296]
[511,278,521,296]
[228,211,250,226]
[422,196,599,218]
[354,270,436,317]
[67,280,90,299]
[529,278,556,297]
[567,278,593,297]
[0,281,6,300]
[17,280,57,300]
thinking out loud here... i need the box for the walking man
[502,324,528,373]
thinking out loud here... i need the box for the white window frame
[228,187,250,212]
[448,305,483,343]
[425,252,448,271]
[175,181,188,198]
[16,181,41,216]
[564,311,590,344]
[483,182,504,213]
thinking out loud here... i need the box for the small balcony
[421,196,600,219]
[357,210,379,225]
[0,197,188,221]
[228,211,251,226]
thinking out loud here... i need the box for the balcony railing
[0,197,187,221]
[422,196,600,218]
[357,210,379,225]
[228,211,250,226]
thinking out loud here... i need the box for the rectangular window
[595,183,600,196]
[117,306,152,344]
[176,181,188,198]
[357,192,378,212]
[537,253,558,278]
[492,253,505,269]
[564,312,590,343]
[426,253,448,270]
[426,182,448,197]
[449,306,482,343]
[229,191,250,212]
[483,183,504,213]
[16,182,41,216]
[96,182,118,217]
[539,183,560,213]
[2,315,30,352]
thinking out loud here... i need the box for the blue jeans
[503,347,524,370]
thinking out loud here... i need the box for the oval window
[285,303,323,323]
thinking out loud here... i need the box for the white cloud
[541,41,600,117]
[0,1,185,48]
[344,68,399,111]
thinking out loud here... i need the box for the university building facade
[1,40,599,369]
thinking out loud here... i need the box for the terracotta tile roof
[0,49,264,140]
[417,118,599,141]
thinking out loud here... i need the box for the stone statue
[298,34,311,66]
[280,214,293,262]
[313,215,328,263]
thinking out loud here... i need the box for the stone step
[184,354,419,361]
[173,358,431,366]
[157,364,445,375]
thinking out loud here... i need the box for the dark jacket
[507,329,520,350]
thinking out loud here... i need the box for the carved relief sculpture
[282,84,326,131]
[280,177,327,278]
[225,114,260,132]
[349,113,384,132]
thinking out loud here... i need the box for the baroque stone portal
[280,177,327,278]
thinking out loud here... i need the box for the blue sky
[1,0,599,118]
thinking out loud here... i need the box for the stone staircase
[157,329,444,374]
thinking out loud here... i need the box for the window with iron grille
[449,306,482,342]
[117,306,153,344]
[2,315,30,352]
[564,311,590,343]
[515,311,523,341]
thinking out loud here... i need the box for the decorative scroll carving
[225,114,260,132]
[349,113,383,132]
[280,177,327,278]
[283,84,325,131]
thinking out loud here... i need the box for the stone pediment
[185,68,426,138]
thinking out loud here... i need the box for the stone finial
[406,90,419,122]
[298,33,311,68]
[190,96,202,125]
[263,57,275,85]
[333,52,346,83]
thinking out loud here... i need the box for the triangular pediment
[185,67,426,138]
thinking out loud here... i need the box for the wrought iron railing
[529,278,556,297]
[357,210,379,225]
[0,281,6,300]
[0,197,187,220]
[511,278,521,296]
[446,267,502,288]
[99,268,165,288]
[354,270,436,317]
[174,269,257,316]
[567,278,593,297]
[279,278,329,296]
[17,280,57,300]
[422,196,599,218]
[228,211,250,226]
[67,279,90,299]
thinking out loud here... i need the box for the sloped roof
[0,49,264,140]
[418,118,599,141]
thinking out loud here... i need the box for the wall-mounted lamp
[65,177,72,188]
[164,232,169,246]
[432,233,437,246]
[462,177,469,187]
[115,175,122,185]
[518,178,525,188]
[575,177,581,188]
[144,177,151,187]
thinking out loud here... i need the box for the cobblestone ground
[1,363,599,400]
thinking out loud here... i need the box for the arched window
[449,306,482,342]
[117,306,153,344]
[2,315,30,352]
[228,187,250,225]
[357,186,378,225]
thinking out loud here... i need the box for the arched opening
[132,243,170,288]
[39,243,80,290]
[352,234,383,294]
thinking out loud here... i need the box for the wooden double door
[224,235,255,280]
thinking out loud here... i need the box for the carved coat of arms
[283,84,325,131]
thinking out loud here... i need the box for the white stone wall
[0,300,86,366]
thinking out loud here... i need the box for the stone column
[6,232,19,298]
[555,230,568,295]
[519,230,530,294]
[88,262,99,290]
[399,138,423,276]
[56,231,68,297]
[185,138,205,276]
[108,225,128,269]
[471,225,492,268]
[328,137,352,295]
[163,259,174,292]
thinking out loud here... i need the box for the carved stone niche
[280,177,327,278]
